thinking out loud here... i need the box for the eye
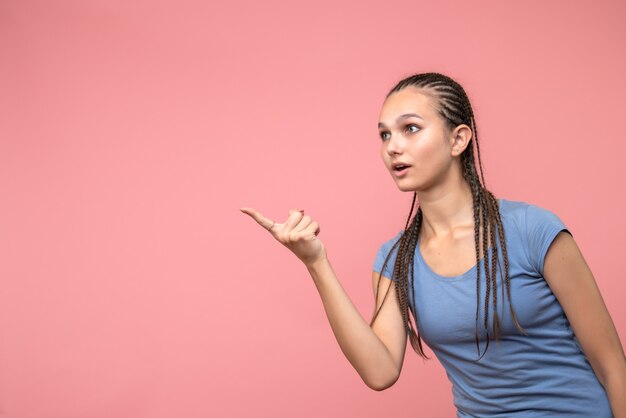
[379,131,390,141]
[405,124,420,133]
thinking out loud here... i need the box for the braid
[406,207,426,357]
[493,193,528,337]
[480,187,491,334]
[372,72,527,360]
[370,193,428,359]
[465,155,486,358]
[486,190,501,342]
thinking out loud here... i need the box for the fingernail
[299,209,304,213]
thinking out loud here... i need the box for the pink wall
[1,0,625,417]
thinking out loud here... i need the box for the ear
[449,124,472,156]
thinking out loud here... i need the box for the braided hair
[370,72,527,360]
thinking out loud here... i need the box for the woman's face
[378,87,455,192]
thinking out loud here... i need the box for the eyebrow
[378,113,424,129]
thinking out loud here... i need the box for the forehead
[378,87,438,125]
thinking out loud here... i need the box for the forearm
[604,367,626,418]
[305,255,398,390]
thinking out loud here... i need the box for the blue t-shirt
[373,198,612,417]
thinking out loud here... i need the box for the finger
[289,209,305,216]
[283,209,305,232]
[303,221,321,237]
[240,207,275,231]
[293,215,313,232]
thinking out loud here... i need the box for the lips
[391,162,411,177]
[392,162,412,171]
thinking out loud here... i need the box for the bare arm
[543,231,626,417]
[305,257,407,390]
[240,207,407,390]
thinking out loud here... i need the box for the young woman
[240,72,625,417]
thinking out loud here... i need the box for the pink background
[1,0,625,417]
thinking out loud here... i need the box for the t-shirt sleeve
[373,231,403,280]
[524,203,572,276]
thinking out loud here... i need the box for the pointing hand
[240,207,326,267]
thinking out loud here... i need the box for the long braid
[465,152,487,358]
[371,192,416,325]
[371,72,527,360]
[371,193,429,358]
[480,187,491,333]
[486,190,501,342]
[492,192,528,337]
[406,208,426,357]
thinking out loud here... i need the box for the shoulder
[495,197,532,236]
[502,198,571,275]
[497,197,531,218]
[373,230,405,277]
[377,230,404,253]
[498,197,564,229]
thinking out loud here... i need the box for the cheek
[411,139,450,176]
[380,144,389,162]
[410,138,439,163]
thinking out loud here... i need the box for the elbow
[365,370,400,392]
[600,358,626,388]
[594,354,626,388]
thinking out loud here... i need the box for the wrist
[304,254,330,272]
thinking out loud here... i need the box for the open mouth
[392,164,411,176]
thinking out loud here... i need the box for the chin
[395,182,418,192]
[393,175,425,192]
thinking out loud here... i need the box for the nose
[385,132,403,156]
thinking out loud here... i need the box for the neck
[416,174,475,240]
